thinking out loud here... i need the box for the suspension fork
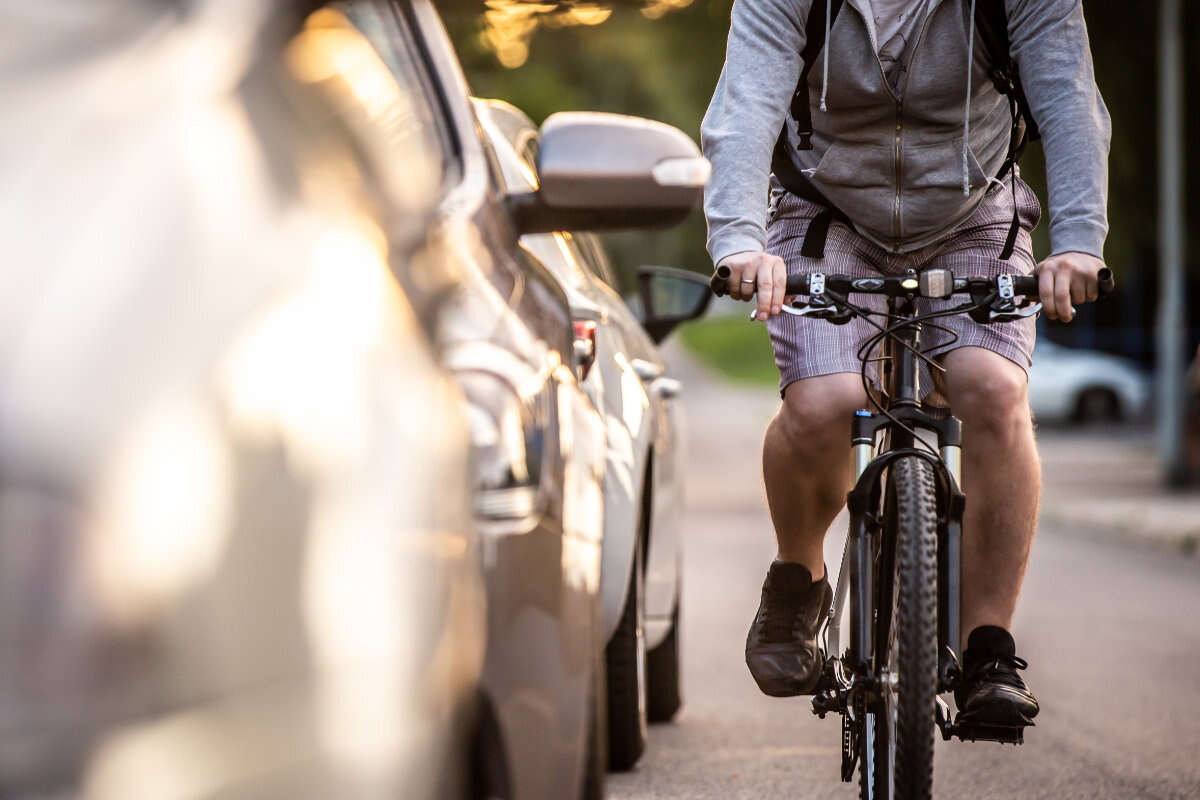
[841,411,877,673]
[939,421,965,689]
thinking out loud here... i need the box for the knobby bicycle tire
[860,455,938,800]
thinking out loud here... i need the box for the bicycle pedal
[949,719,1030,745]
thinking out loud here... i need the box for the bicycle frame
[823,292,967,700]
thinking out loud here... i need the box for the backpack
[771,0,1037,260]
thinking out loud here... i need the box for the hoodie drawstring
[819,0,831,112]
[962,0,977,196]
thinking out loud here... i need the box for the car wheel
[1074,387,1121,423]
[471,696,510,800]
[646,589,682,723]
[581,658,607,800]
[605,531,647,771]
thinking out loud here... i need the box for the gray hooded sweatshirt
[701,0,1111,266]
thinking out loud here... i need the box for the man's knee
[775,374,868,452]
[943,348,1031,439]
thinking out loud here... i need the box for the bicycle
[710,264,1114,799]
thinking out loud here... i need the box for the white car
[474,99,711,771]
[1028,338,1151,423]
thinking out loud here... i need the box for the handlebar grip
[1013,267,1115,301]
[785,274,809,295]
[1011,275,1040,296]
[709,264,731,297]
[710,268,812,297]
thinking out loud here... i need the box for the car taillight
[572,320,597,381]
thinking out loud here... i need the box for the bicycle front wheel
[860,455,938,800]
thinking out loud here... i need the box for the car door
[343,4,606,798]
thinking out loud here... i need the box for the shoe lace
[970,654,1029,688]
[760,584,805,643]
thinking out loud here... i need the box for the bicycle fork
[822,410,966,691]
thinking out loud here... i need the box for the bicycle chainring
[840,691,865,782]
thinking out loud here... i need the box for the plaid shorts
[764,176,1042,401]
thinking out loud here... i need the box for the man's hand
[1036,251,1106,323]
[720,251,788,321]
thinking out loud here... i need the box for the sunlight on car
[87,395,233,628]
[288,9,401,116]
[218,217,409,475]
[286,7,440,208]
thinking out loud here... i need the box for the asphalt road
[610,354,1200,800]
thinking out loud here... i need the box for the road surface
[611,353,1200,800]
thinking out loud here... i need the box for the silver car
[474,99,712,770]
[0,3,484,797]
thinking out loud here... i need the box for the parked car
[474,98,711,771]
[1028,338,1151,423]
[0,3,484,798]
[366,1,707,797]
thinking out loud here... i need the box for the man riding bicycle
[701,0,1108,728]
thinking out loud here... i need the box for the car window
[516,134,539,174]
[572,232,620,288]
[305,2,455,198]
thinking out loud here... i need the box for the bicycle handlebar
[709,264,1115,302]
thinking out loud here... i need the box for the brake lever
[988,300,1043,323]
[780,301,855,324]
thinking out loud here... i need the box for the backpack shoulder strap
[974,0,1032,260]
[789,0,845,151]
[973,0,1040,142]
[770,0,849,261]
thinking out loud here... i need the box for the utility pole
[1157,0,1187,486]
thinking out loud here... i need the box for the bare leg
[942,347,1041,636]
[762,373,868,579]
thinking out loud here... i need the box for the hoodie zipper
[891,4,937,249]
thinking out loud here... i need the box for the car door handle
[631,358,663,381]
[651,377,682,399]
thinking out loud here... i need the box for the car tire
[1074,387,1121,423]
[471,696,510,800]
[605,532,647,772]
[646,590,682,723]
[581,659,607,800]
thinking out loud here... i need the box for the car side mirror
[507,112,709,234]
[637,266,712,344]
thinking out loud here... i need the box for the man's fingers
[754,259,772,320]
[770,257,786,316]
[1038,264,1057,320]
[1037,252,1108,322]
[1054,268,1073,322]
[726,261,746,301]
[1070,272,1089,306]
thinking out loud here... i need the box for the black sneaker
[745,561,832,697]
[955,654,1040,726]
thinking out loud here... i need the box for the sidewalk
[665,342,1200,556]
[1038,427,1200,554]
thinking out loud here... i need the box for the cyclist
[702,0,1108,728]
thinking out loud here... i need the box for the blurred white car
[1028,339,1151,423]
[474,99,711,771]
[0,4,485,798]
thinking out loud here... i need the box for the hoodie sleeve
[1006,0,1111,259]
[701,0,808,266]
